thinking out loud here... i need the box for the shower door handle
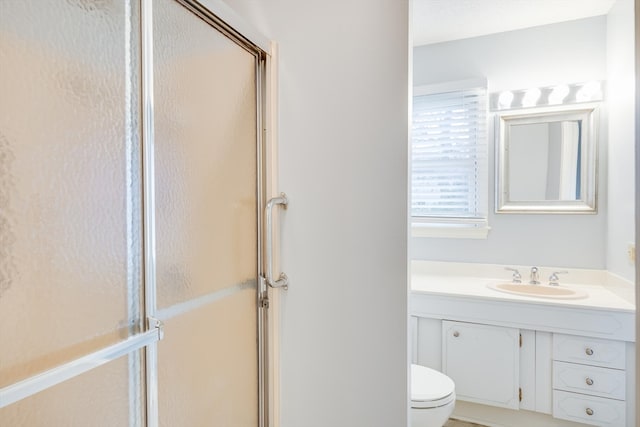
[265,193,288,289]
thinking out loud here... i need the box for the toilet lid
[411,364,455,403]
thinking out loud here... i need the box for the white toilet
[411,364,456,427]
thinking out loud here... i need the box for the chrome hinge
[519,387,523,402]
[148,316,164,340]
[258,277,270,308]
[519,333,522,347]
[259,295,270,309]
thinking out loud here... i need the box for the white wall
[221,1,409,426]
[412,17,610,269]
[606,0,636,282]
[414,16,607,92]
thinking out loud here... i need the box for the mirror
[496,104,599,213]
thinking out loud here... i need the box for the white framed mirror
[495,103,599,213]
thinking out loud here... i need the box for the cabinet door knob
[453,331,460,337]
[586,377,594,386]
[586,408,594,416]
[585,347,594,356]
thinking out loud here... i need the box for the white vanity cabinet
[442,321,520,409]
[411,290,636,427]
[552,334,627,426]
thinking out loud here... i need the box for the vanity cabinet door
[442,321,520,409]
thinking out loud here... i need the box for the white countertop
[411,260,636,313]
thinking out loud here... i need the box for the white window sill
[411,223,491,239]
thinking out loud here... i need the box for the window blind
[411,87,487,222]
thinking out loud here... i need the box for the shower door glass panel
[0,353,144,426]
[0,0,142,387]
[158,289,258,426]
[154,0,258,310]
[153,0,260,424]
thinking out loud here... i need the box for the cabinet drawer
[553,334,625,369]
[553,390,625,426]
[553,361,626,400]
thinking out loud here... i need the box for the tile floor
[444,419,488,427]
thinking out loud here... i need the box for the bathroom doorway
[410,0,637,425]
[0,0,273,425]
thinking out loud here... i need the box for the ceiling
[412,0,617,46]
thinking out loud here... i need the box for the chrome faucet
[529,266,540,285]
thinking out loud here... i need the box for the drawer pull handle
[453,331,460,337]
[585,347,594,356]
[586,408,594,416]
[586,377,594,386]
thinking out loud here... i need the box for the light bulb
[498,91,514,109]
[548,85,569,105]
[522,88,541,107]
[576,81,601,102]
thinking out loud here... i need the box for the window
[411,80,489,238]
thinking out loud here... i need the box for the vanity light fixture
[490,81,604,111]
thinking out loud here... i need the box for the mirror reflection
[509,120,582,201]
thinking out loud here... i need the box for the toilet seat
[411,364,456,409]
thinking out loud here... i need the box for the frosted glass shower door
[152,0,264,425]
[0,0,270,425]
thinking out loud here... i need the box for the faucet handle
[548,270,568,286]
[505,267,522,283]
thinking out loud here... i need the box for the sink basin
[487,283,587,300]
